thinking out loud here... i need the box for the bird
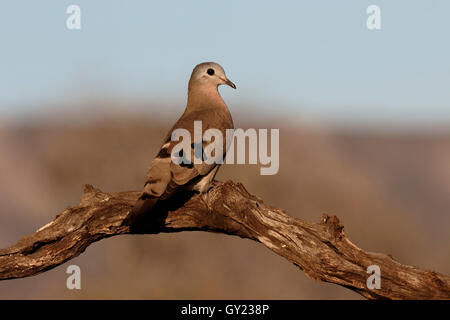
[127,62,236,223]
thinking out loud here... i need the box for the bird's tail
[124,194,159,226]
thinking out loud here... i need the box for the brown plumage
[127,62,236,224]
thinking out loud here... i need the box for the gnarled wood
[0,181,449,299]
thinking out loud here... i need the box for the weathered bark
[0,181,449,299]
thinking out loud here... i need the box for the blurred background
[1,0,449,299]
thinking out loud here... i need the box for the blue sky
[1,1,449,126]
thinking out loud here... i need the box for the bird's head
[189,62,236,90]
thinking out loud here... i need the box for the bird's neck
[186,83,227,112]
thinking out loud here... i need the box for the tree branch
[0,181,449,299]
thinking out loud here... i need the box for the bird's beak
[224,78,236,89]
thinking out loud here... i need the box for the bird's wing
[143,109,231,200]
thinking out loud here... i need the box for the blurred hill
[0,110,449,299]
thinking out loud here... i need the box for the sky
[1,1,449,127]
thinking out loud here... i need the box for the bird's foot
[211,180,224,188]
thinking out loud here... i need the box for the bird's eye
[207,68,215,76]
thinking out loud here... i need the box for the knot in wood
[321,214,344,241]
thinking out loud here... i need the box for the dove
[127,62,236,223]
